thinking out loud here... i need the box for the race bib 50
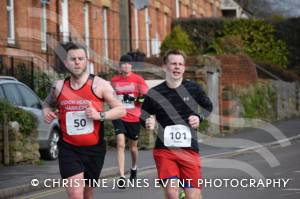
[66,111,94,135]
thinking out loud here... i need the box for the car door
[15,84,51,141]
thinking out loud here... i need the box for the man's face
[120,62,132,75]
[64,49,87,77]
[163,54,185,81]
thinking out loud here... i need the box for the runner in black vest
[141,49,213,199]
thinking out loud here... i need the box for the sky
[269,0,300,17]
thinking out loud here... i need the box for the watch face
[100,112,105,121]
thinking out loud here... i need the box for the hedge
[173,18,289,68]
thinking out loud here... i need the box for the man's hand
[43,108,57,124]
[145,115,155,130]
[85,102,100,120]
[188,115,200,129]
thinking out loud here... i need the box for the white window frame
[41,2,47,51]
[84,3,90,53]
[164,13,168,36]
[145,7,150,57]
[102,7,108,60]
[175,0,180,18]
[7,0,15,44]
[61,0,69,42]
[84,3,93,73]
[134,8,139,49]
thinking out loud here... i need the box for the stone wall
[220,80,300,133]
[0,121,40,165]
[272,80,300,120]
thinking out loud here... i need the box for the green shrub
[209,35,245,55]
[160,26,198,56]
[13,64,55,100]
[238,83,276,120]
[220,19,289,68]
[173,18,224,54]
[272,17,300,69]
[0,100,37,135]
[173,18,290,68]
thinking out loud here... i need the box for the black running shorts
[112,119,141,140]
[58,141,106,183]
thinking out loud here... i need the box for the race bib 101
[66,111,94,135]
[164,125,192,147]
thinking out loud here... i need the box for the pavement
[1,118,300,199]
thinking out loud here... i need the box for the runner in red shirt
[43,42,126,199]
[111,54,148,187]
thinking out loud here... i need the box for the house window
[7,0,15,44]
[41,2,47,51]
[102,7,108,60]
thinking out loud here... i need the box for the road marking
[294,171,300,173]
[282,188,300,191]
[20,188,63,199]
[103,166,118,171]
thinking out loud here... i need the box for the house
[0,0,221,75]
[220,0,251,18]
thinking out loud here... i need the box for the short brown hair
[64,42,88,58]
[162,49,186,64]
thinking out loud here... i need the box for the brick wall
[217,54,258,86]
[217,55,258,133]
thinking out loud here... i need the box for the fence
[0,54,60,99]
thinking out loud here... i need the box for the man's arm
[136,76,149,103]
[140,92,156,129]
[42,81,63,123]
[93,77,126,120]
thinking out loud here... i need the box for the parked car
[0,76,59,160]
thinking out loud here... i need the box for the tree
[160,26,198,56]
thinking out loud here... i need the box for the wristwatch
[99,112,106,122]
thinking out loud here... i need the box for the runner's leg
[83,186,94,199]
[184,188,201,199]
[164,184,179,199]
[116,133,126,177]
[65,172,85,199]
[128,139,138,169]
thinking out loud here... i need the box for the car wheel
[41,128,59,160]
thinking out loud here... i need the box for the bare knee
[84,186,94,199]
[164,187,179,199]
[66,187,84,199]
[116,135,125,149]
[130,145,138,153]
[129,140,138,153]
[184,188,201,199]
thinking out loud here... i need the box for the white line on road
[20,188,63,199]
[282,188,300,191]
